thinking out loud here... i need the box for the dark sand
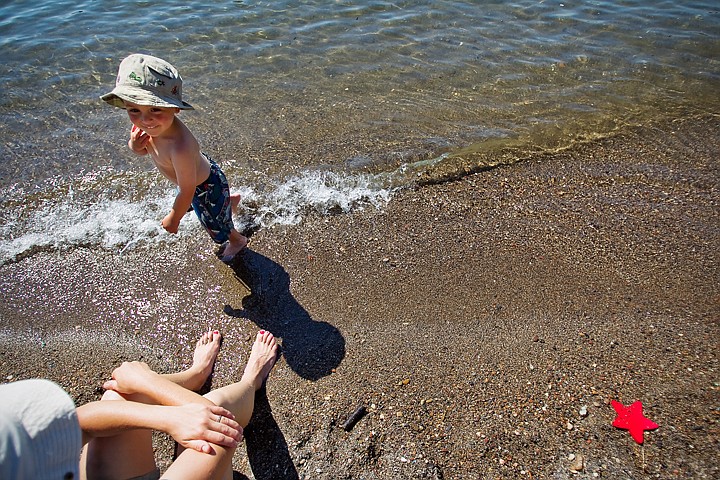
[1,114,718,479]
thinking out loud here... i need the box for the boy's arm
[162,148,200,233]
[76,401,241,454]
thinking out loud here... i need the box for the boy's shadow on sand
[223,248,345,381]
[223,248,345,480]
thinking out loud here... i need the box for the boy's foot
[220,234,248,263]
[242,330,279,391]
[186,330,222,389]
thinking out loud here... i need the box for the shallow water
[1,0,718,262]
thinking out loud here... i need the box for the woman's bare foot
[184,330,222,391]
[242,330,279,391]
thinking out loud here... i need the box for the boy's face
[123,101,180,137]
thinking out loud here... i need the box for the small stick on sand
[342,405,367,431]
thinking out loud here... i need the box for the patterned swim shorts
[191,154,235,244]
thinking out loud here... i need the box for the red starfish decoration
[611,400,659,444]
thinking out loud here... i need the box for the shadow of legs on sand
[242,388,299,480]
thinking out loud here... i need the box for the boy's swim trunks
[191,154,235,244]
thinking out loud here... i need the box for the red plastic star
[611,400,659,444]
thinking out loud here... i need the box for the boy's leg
[191,160,247,261]
[162,331,278,480]
[230,193,241,214]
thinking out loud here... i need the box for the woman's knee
[101,389,125,401]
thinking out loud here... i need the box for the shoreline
[1,114,718,478]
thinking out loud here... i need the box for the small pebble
[569,453,585,472]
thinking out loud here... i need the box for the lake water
[1,0,718,263]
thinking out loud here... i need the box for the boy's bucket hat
[101,54,194,110]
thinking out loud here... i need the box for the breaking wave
[0,168,397,264]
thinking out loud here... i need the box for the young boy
[101,53,248,261]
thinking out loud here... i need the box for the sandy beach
[1,114,718,479]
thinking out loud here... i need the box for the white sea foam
[0,170,397,264]
[242,169,396,227]
[0,189,181,263]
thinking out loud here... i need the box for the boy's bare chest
[147,145,178,182]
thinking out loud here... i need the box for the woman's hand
[165,403,242,453]
[103,361,158,395]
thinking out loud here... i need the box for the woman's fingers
[205,428,243,448]
[210,405,236,421]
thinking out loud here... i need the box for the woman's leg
[162,331,278,480]
[162,330,222,391]
[204,330,277,427]
[80,331,223,479]
[79,390,157,480]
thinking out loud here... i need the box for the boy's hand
[161,212,181,234]
[129,125,150,154]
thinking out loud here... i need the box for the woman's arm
[103,361,213,407]
[76,400,241,454]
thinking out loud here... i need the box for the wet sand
[0,114,718,479]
